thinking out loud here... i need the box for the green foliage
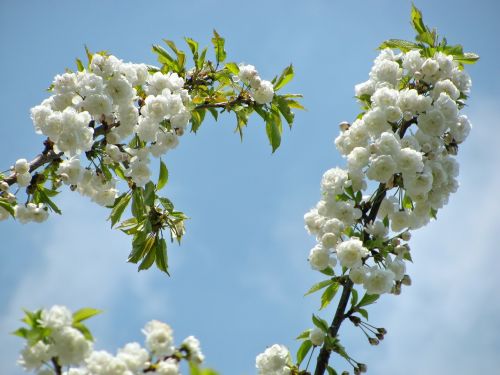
[13,307,101,346]
[296,339,313,366]
[312,314,329,333]
[378,4,479,69]
[320,282,340,310]
[189,363,220,375]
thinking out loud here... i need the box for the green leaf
[327,366,338,375]
[84,45,93,65]
[155,238,169,275]
[157,160,169,191]
[320,267,335,276]
[295,329,311,340]
[159,197,174,212]
[144,182,156,207]
[36,188,62,214]
[266,107,282,153]
[225,62,239,75]
[453,52,480,64]
[0,198,14,216]
[207,107,218,121]
[75,58,85,72]
[191,108,207,133]
[72,308,102,323]
[211,30,226,64]
[184,37,199,55]
[296,339,313,367]
[350,288,359,307]
[152,45,175,66]
[411,4,427,36]
[305,279,333,296]
[197,47,208,70]
[378,39,420,52]
[138,237,157,271]
[12,327,29,339]
[402,194,413,210]
[276,96,295,126]
[131,188,145,218]
[189,363,220,375]
[109,192,131,227]
[358,308,369,320]
[320,282,340,310]
[128,231,148,263]
[312,314,329,333]
[274,65,294,91]
[73,322,94,341]
[357,292,379,308]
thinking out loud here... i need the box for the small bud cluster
[17,305,204,375]
[304,47,473,295]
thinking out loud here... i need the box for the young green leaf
[109,192,132,227]
[274,65,294,91]
[157,160,169,191]
[72,308,102,323]
[312,314,329,333]
[211,30,226,64]
[358,308,369,320]
[320,282,340,310]
[378,39,420,52]
[305,279,333,296]
[296,339,313,367]
[73,322,94,341]
[225,62,239,75]
[155,238,169,275]
[295,329,312,340]
[357,292,379,308]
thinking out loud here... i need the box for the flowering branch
[256,5,479,375]
[0,31,303,274]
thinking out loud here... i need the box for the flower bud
[368,337,379,346]
[377,327,387,335]
[401,231,411,241]
[339,121,350,132]
[401,274,412,286]
[0,181,9,191]
[14,159,30,174]
[358,363,367,373]
[349,315,361,326]
[376,333,384,340]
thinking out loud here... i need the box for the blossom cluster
[255,344,292,375]
[1,53,275,224]
[237,64,275,105]
[17,305,204,375]
[304,47,472,295]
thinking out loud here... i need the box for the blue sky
[1,1,499,374]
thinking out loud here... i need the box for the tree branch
[2,139,63,186]
[314,181,390,374]
[314,279,354,375]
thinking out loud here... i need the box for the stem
[195,96,253,110]
[314,181,390,374]
[2,122,110,187]
[51,358,62,375]
[2,139,63,186]
[313,279,353,375]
